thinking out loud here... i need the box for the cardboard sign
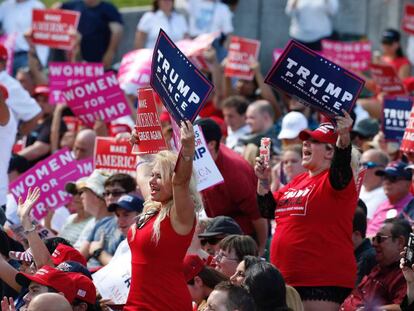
[0,33,16,75]
[49,62,104,104]
[9,148,81,220]
[403,3,414,35]
[62,72,131,127]
[92,252,131,304]
[76,157,94,177]
[31,9,80,50]
[401,105,414,153]
[224,36,260,80]
[322,40,371,71]
[265,40,365,123]
[117,48,152,93]
[382,96,412,141]
[94,137,136,176]
[369,63,407,96]
[132,88,167,154]
[151,29,214,124]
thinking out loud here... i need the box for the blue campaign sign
[265,40,365,123]
[150,29,214,123]
[382,96,413,141]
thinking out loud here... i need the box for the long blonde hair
[136,150,203,243]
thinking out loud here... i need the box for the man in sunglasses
[359,149,389,220]
[341,218,411,310]
[366,161,413,237]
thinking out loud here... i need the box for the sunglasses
[200,237,223,246]
[372,235,392,244]
[361,161,382,169]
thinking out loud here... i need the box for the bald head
[27,293,72,311]
[73,129,96,160]
[246,100,275,133]
[361,149,389,167]
[361,148,390,191]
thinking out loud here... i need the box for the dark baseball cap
[375,161,412,180]
[108,194,144,213]
[198,216,243,238]
[381,29,400,44]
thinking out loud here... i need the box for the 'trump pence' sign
[401,106,414,153]
[9,149,80,220]
[382,96,412,141]
[403,3,414,35]
[265,40,365,123]
[62,72,131,127]
[151,29,214,123]
[31,9,80,50]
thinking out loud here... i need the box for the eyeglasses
[103,190,126,197]
[361,161,382,169]
[372,235,392,244]
[214,251,239,263]
[200,237,223,246]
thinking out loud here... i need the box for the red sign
[403,3,414,35]
[94,137,136,176]
[355,168,367,196]
[224,36,260,80]
[401,106,414,153]
[322,40,371,71]
[32,9,80,50]
[132,88,167,154]
[369,63,407,96]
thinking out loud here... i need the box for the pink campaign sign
[322,40,372,72]
[49,62,104,104]
[0,33,16,75]
[117,49,152,91]
[61,72,132,127]
[8,148,85,221]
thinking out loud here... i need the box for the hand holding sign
[335,109,353,148]
[180,120,195,159]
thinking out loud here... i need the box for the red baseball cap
[16,266,78,303]
[183,254,205,282]
[33,85,50,97]
[0,44,7,61]
[51,243,87,267]
[67,271,96,304]
[0,84,8,100]
[299,123,338,144]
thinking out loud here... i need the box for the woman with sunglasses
[255,111,357,311]
[124,120,203,311]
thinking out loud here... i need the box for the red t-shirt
[271,170,357,288]
[381,56,410,74]
[201,144,261,235]
[124,215,194,311]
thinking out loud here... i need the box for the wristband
[92,248,103,259]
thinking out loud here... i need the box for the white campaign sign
[193,125,224,191]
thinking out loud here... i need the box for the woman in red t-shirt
[124,121,202,311]
[255,111,356,311]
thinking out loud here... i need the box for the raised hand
[17,187,41,222]
[1,297,15,311]
[180,120,195,156]
[335,109,353,148]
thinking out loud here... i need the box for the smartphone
[405,233,414,267]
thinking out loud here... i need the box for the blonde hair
[140,150,203,243]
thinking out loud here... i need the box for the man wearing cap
[198,216,243,256]
[366,161,414,237]
[194,118,268,256]
[351,118,380,151]
[89,194,144,265]
[222,96,251,150]
[277,111,308,146]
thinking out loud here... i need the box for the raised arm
[171,120,195,235]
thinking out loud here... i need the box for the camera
[405,233,414,267]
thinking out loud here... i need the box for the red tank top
[124,213,195,311]
[271,170,357,289]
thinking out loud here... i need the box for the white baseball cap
[278,111,308,140]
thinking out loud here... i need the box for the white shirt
[285,0,338,42]
[187,0,233,37]
[137,10,188,49]
[0,70,41,123]
[111,239,131,262]
[0,0,49,65]
[0,110,16,206]
[225,124,251,150]
[359,186,388,220]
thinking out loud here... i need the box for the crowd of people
[1,0,414,310]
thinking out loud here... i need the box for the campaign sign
[401,106,414,153]
[322,40,371,71]
[265,40,365,123]
[76,157,94,177]
[403,3,414,35]
[224,36,261,80]
[32,9,80,50]
[369,63,407,96]
[117,48,152,93]
[151,29,214,124]
[94,137,136,176]
[355,167,367,196]
[382,96,412,141]
[0,33,16,75]
[9,148,81,220]
[62,72,132,127]
[132,88,167,154]
[49,62,104,104]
